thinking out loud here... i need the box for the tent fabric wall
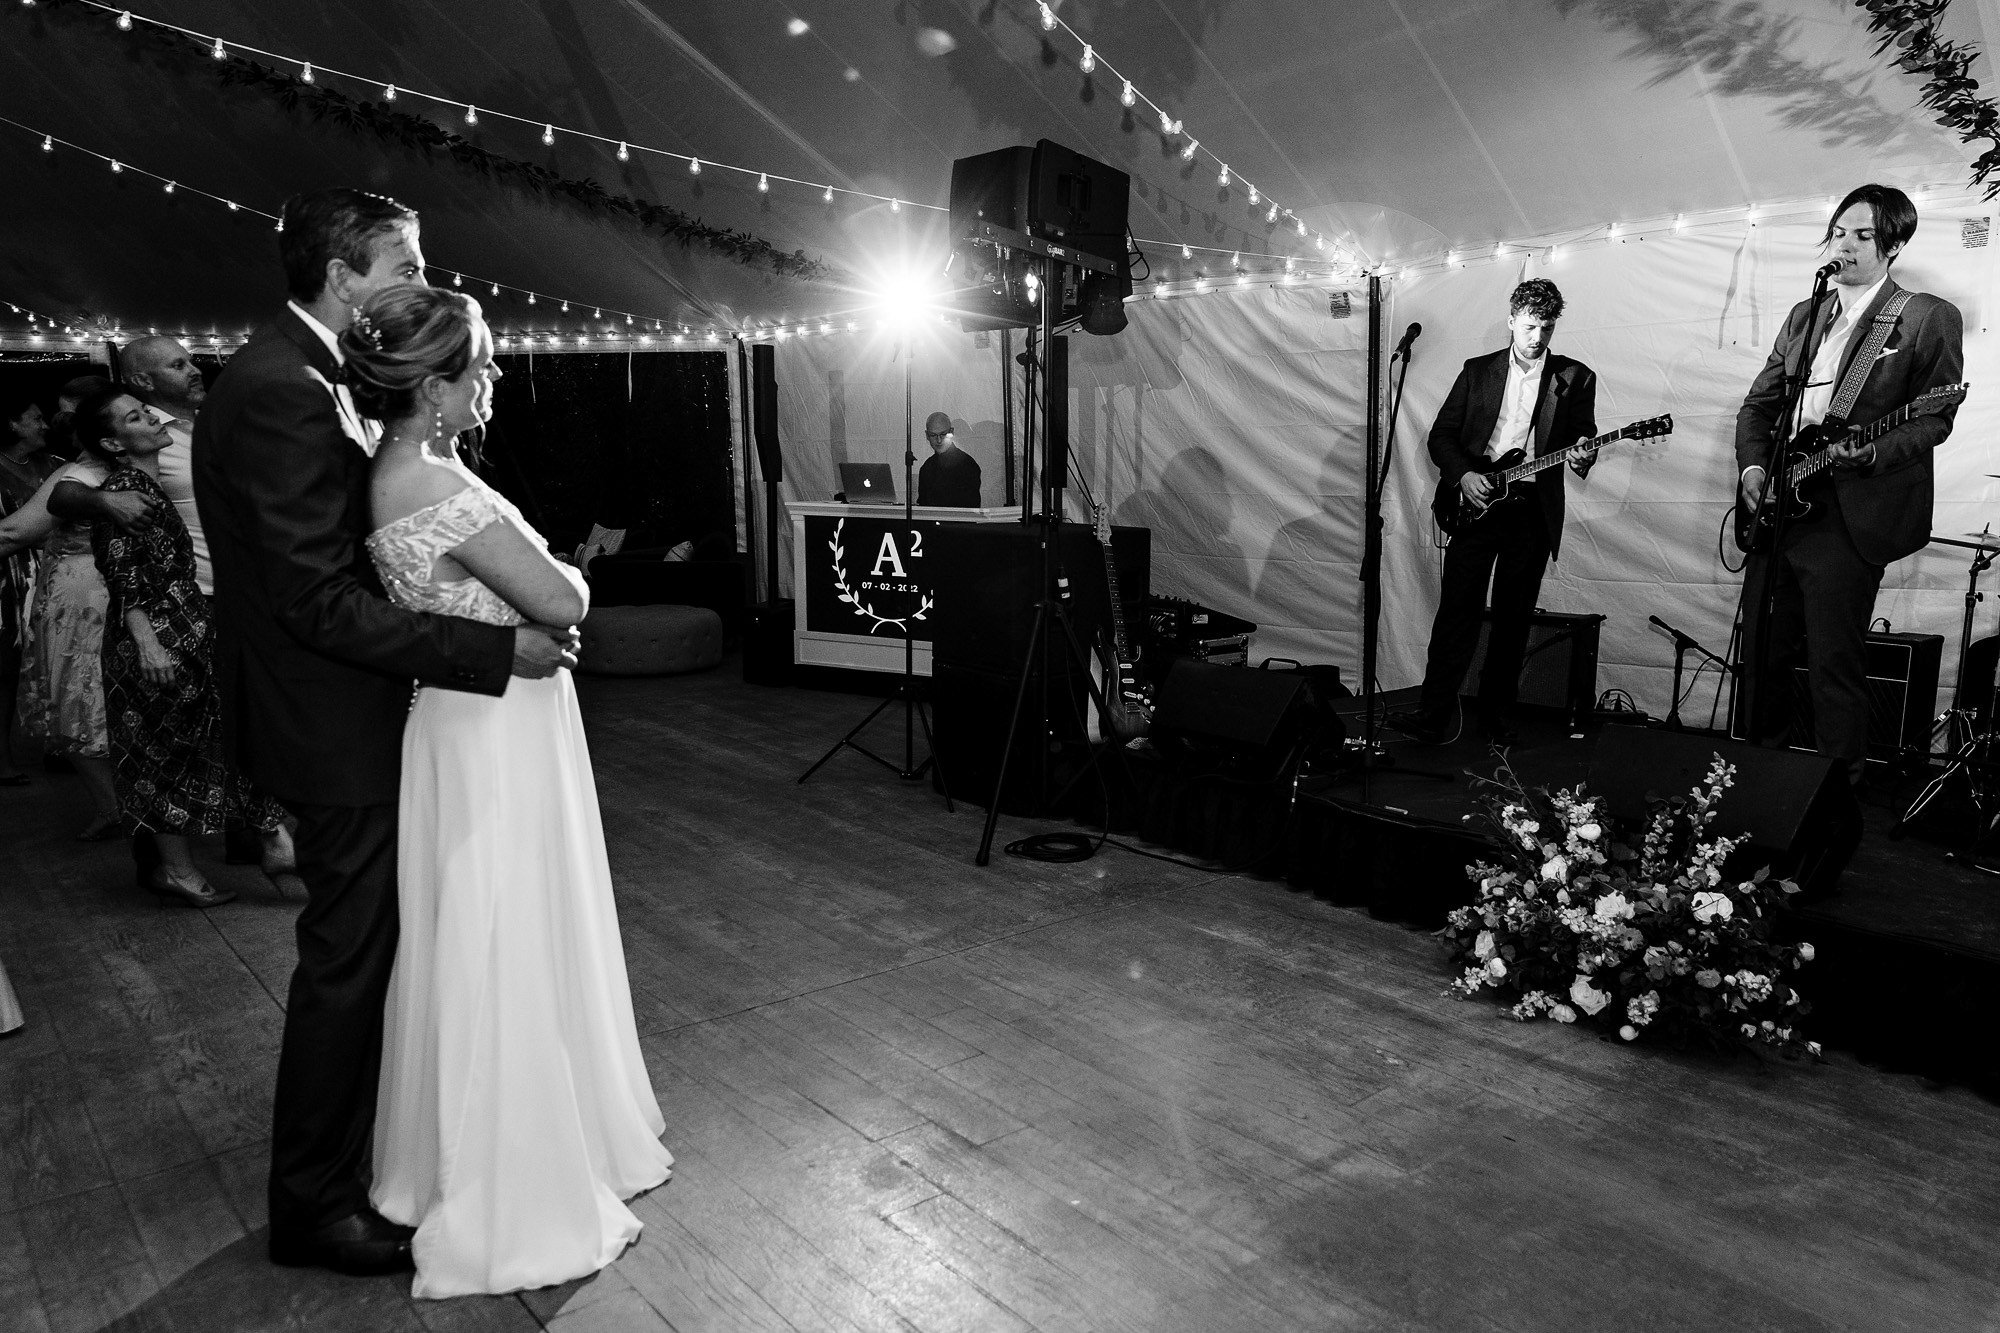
[1379,193,1997,723]
[763,285,1373,670]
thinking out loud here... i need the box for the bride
[342,286,672,1299]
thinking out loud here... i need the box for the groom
[194,188,574,1275]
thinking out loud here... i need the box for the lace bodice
[365,483,530,627]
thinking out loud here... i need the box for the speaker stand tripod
[1891,535,1999,869]
[797,333,952,808]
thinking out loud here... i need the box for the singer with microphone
[1389,278,1597,747]
[1734,184,1963,786]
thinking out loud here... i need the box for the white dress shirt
[1486,351,1548,462]
[1798,275,1888,429]
[144,405,209,595]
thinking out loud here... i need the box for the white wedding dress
[365,480,672,1299]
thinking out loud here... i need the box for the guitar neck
[1787,401,1922,486]
[1499,430,1621,483]
[1095,521,1133,660]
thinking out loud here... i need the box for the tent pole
[1361,274,1384,801]
[1000,327,1016,508]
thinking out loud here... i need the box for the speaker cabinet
[1730,631,1943,763]
[930,522,1150,675]
[1150,659,1315,781]
[932,662,1091,816]
[1589,728,1858,899]
[742,599,795,686]
[1468,608,1602,729]
[751,343,781,482]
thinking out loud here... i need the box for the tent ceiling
[0,0,1989,337]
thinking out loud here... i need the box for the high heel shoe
[75,812,123,842]
[148,867,236,909]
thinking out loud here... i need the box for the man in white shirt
[1390,279,1599,747]
[1735,184,1963,784]
[122,336,211,594]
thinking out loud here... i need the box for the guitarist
[1390,279,1597,746]
[1736,184,1963,785]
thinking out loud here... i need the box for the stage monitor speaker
[1151,658,1315,780]
[1469,608,1603,729]
[1729,631,1943,763]
[751,343,781,482]
[1588,728,1858,899]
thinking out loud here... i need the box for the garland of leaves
[1857,0,2000,199]
[27,0,840,283]
[828,518,932,634]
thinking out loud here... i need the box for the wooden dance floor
[3,661,1998,1331]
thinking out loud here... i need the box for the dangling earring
[431,405,444,451]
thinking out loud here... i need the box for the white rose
[1593,892,1632,923]
[1690,890,1734,924]
[1474,930,1496,961]
[1619,1024,1638,1041]
[1695,968,1721,989]
[1797,942,1815,962]
[1550,1004,1577,1024]
[1541,855,1570,882]
[1576,823,1602,841]
[1484,957,1508,981]
[1569,975,1611,1016]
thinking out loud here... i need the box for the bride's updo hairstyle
[339,287,484,422]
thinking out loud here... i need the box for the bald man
[122,335,211,593]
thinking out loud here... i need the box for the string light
[383,83,397,101]
[1267,202,1279,223]
[300,61,314,84]
[1121,80,1136,108]
[616,142,629,162]
[1159,108,1174,134]
[527,292,537,304]
[541,124,554,146]
[1180,139,1199,162]
[463,104,477,125]
[114,9,130,29]
[823,185,834,202]
[688,157,701,175]
[758,173,769,192]
[890,197,901,212]
[452,272,462,286]
[1181,243,1192,259]
[109,159,122,173]
[560,301,570,313]
[1039,2,1055,31]
[1079,45,1095,74]
[210,36,224,59]
[40,134,51,152]
[162,180,174,194]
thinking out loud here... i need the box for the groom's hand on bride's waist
[511,623,580,678]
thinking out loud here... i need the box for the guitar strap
[1824,290,1913,425]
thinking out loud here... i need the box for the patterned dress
[22,461,111,756]
[93,466,285,835]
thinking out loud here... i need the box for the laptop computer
[838,462,897,503]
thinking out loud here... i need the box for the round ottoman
[578,604,724,676]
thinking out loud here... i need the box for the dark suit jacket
[192,308,514,807]
[1427,349,1598,558]
[1735,275,1963,566]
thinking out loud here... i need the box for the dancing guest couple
[193,187,669,1296]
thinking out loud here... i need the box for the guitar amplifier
[1469,608,1603,729]
[1729,631,1943,762]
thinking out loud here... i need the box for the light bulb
[1180,139,1198,162]
[227,201,238,211]
[1024,271,1039,289]
[115,10,131,30]
[1315,235,1326,251]
[383,83,397,101]
[162,181,175,194]
[689,157,702,175]
[211,37,225,59]
[758,173,769,193]
[109,159,123,173]
[1248,184,1258,204]
[452,272,462,287]
[1231,251,1240,268]
[1218,164,1229,187]
[300,62,314,84]
[1079,45,1095,74]
[1181,243,1192,259]
[561,301,570,313]
[1267,203,1279,223]
[890,197,901,212]
[1159,108,1173,134]
[823,185,834,202]
[616,142,629,162]
[542,124,554,145]
[625,314,633,324]
[490,283,499,295]
[464,104,478,125]
[39,135,51,152]
[528,293,537,305]
[1296,217,1307,236]
[594,308,602,318]
[1120,80,1135,108]
[1038,2,1055,31]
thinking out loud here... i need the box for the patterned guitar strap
[1823,289,1914,428]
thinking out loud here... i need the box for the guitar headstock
[1093,502,1112,545]
[1622,414,1673,442]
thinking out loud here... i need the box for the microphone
[1393,322,1422,359]
[1816,260,1844,279]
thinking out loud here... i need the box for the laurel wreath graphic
[829,517,933,634]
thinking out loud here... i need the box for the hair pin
[351,309,385,349]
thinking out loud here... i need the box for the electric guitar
[1086,504,1152,743]
[1734,384,1969,554]
[1433,415,1672,537]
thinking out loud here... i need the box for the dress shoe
[269,1209,416,1276]
[1385,710,1453,746]
[147,867,236,909]
[1476,711,1520,747]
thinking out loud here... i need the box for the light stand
[1893,535,2000,856]
[797,328,952,807]
[973,261,1123,865]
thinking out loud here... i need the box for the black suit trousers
[267,800,401,1236]
[1738,497,1882,783]
[1418,490,1551,721]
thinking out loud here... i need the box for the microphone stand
[1649,614,1734,732]
[1741,264,1838,744]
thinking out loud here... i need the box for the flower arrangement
[1439,754,1821,1058]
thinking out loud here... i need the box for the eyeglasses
[925,431,947,440]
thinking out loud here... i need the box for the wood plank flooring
[3,660,1998,1331]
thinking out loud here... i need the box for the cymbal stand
[1892,537,1999,864]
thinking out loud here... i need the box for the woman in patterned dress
[73,388,294,907]
[0,386,60,786]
